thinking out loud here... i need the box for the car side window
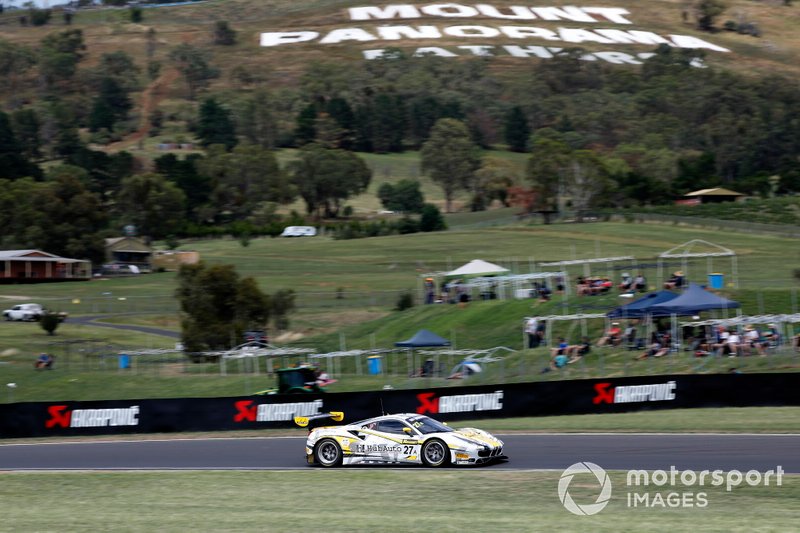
[376,420,411,435]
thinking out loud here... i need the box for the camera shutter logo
[558,462,613,516]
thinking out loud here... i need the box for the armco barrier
[1,373,799,438]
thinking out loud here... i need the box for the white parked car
[280,226,317,237]
[295,412,506,467]
[3,303,45,321]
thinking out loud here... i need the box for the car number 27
[403,445,415,454]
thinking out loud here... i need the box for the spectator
[537,283,552,302]
[623,321,639,348]
[635,340,669,360]
[576,276,591,296]
[633,273,647,292]
[763,323,781,347]
[424,277,435,304]
[664,271,685,290]
[34,353,54,369]
[618,272,633,292]
[597,322,622,347]
[711,326,731,356]
[743,325,766,356]
[567,337,591,363]
[541,351,569,373]
[726,330,742,357]
[525,317,541,349]
[551,337,569,358]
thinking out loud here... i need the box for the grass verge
[1,470,796,532]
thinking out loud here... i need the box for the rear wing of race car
[294,411,344,430]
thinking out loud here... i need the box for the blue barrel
[119,354,130,369]
[708,273,724,290]
[367,355,382,375]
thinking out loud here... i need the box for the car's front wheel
[314,438,343,467]
[421,438,450,467]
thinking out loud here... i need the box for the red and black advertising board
[1,373,799,438]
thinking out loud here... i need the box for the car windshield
[407,415,454,434]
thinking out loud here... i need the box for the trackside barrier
[1,373,799,438]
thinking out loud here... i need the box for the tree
[89,50,140,92]
[288,143,371,218]
[475,157,517,208]
[24,166,107,264]
[38,29,86,91]
[196,144,294,221]
[29,7,51,26]
[237,90,277,149]
[155,153,210,220]
[168,43,218,99]
[116,173,187,239]
[377,179,425,213]
[562,150,609,222]
[270,288,295,331]
[11,109,42,161]
[0,111,40,180]
[0,39,36,94]
[196,97,237,149]
[504,106,530,152]
[694,0,727,31]
[419,203,446,232]
[129,5,142,23]
[526,130,571,217]
[420,118,480,213]
[212,21,237,45]
[88,77,132,132]
[294,102,317,146]
[176,262,271,353]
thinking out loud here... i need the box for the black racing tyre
[421,438,450,468]
[314,438,343,467]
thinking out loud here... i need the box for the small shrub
[40,312,61,336]
[395,290,414,311]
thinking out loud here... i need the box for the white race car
[294,411,506,467]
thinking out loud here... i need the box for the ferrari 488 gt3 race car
[294,411,507,467]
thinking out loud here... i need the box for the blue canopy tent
[650,283,740,315]
[607,290,680,319]
[395,329,451,377]
[649,283,741,351]
[395,329,451,347]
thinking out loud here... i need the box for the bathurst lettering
[45,405,140,428]
[233,399,323,422]
[593,381,677,404]
[417,390,503,414]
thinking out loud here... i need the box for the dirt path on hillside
[106,67,181,153]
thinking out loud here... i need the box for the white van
[280,226,317,237]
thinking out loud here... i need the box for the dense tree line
[1,24,799,259]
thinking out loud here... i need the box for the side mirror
[403,427,413,434]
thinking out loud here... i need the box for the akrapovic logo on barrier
[233,399,323,422]
[593,381,677,404]
[46,405,140,428]
[416,390,504,414]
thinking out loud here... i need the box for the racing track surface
[2,434,799,472]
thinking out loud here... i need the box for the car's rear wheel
[314,438,343,467]
[421,438,450,467]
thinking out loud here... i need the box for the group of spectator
[543,336,592,372]
[425,277,473,306]
[577,272,648,296]
[618,273,648,293]
[690,324,782,357]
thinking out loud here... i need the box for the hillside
[3,0,799,77]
